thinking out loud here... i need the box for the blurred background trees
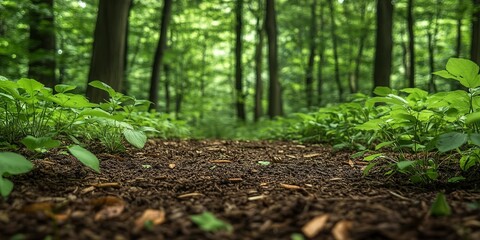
[0,0,479,127]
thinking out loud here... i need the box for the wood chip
[81,186,95,194]
[348,160,355,168]
[286,155,297,159]
[91,182,120,188]
[91,196,126,221]
[228,178,243,182]
[302,214,330,238]
[328,178,343,181]
[134,209,166,232]
[280,183,302,190]
[177,192,204,199]
[332,220,353,240]
[210,160,232,163]
[168,163,176,169]
[248,195,266,201]
[303,153,321,158]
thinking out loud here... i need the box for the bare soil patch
[1,140,480,239]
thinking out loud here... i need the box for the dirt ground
[1,140,480,240]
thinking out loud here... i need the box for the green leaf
[470,134,480,146]
[123,129,147,148]
[441,58,480,88]
[67,145,100,173]
[375,141,394,150]
[54,84,76,93]
[373,86,392,96]
[396,160,416,170]
[447,176,466,183]
[88,80,118,98]
[0,152,34,198]
[257,161,271,166]
[433,70,456,80]
[436,132,467,152]
[460,155,477,171]
[79,108,112,118]
[17,78,44,96]
[21,136,61,152]
[290,233,305,240]
[430,192,452,217]
[362,162,377,176]
[190,212,233,233]
[466,112,480,125]
[364,153,383,161]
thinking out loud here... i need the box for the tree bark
[28,0,56,88]
[87,0,131,102]
[149,0,173,111]
[235,0,246,121]
[253,1,264,122]
[471,0,480,65]
[373,0,393,88]
[266,0,282,118]
[305,0,316,108]
[407,0,415,88]
[328,0,343,102]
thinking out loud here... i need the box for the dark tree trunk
[373,0,393,88]
[122,0,134,95]
[87,0,131,102]
[471,0,480,65]
[407,0,415,88]
[266,0,282,118]
[164,63,171,113]
[28,0,56,88]
[149,0,173,111]
[328,0,343,102]
[305,0,317,108]
[253,5,264,122]
[235,0,246,121]
[317,0,325,106]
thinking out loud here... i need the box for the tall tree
[305,0,317,108]
[149,0,173,111]
[87,0,131,102]
[328,0,343,102]
[28,0,56,88]
[252,0,264,122]
[407,0,415,88]
[373,0,394,88]
[472,0,480,64]
[234,0,246,121]
[122,0,134,95]
[266,0,282,118]
[317,0,326,106]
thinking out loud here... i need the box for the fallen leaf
[90,196,126,221]
[348,160,355,168]
[228,178,243,182]
[22,202,53,214]
[248,195,266,201]
[280,183,302,190]
[303,153,321,158]
[302,214,330,238]
[81,186,95,194]
[210,160,232,163]
[332,220,352,240]
[168,163,176,169]
[134,209,166,232]
[328,178,343,181]
[177,192,204,199]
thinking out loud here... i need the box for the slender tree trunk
[87,0,131,102]
[305,0,317,108]
[164,63,171,113]
[373,0,393,88]
[235,0,246,121]
[254,2,264,122]
[149,0,173,111]
[471,0,480,65]
[400,29,409,86]
[266,0,282,118]
[352,1,369,93]
[328,0,343,102]
[122,0,134,95]
[200,33,207,120]
[317,0,325,106]
[428,0,442,93]
[407,0,415,88]
[28,0,56,88]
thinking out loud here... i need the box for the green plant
[190,211,233,233]
[0,152,33,198]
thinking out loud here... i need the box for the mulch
[1,140,480,240]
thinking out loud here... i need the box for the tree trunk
[253,4,264,122]
[122,0,134,95]
[235,0,246,121]
[328,0,343,102]
[164,63,171,113]
[266,0,282,118]
[471,0,480,65]
[317,0,326,106]
[28,0,56,88]
[149,0,173,111]
[407,0,415,88]
[373,0,393,88]
[352,1,369,94]
[427,0,442,93]
[87,0,131,102]
[305,0,316,108]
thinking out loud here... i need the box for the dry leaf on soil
[90,196,125,221]
[169,163,176,169]
[332,220,353,240]
[280,183,302,190]
[177,192,204,198]
[303,153,321,158]
[134,209,166,232]
[302,214,330,238]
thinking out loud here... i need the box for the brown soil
[1,140,480,240]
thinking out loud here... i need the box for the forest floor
[1,140,480,240]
